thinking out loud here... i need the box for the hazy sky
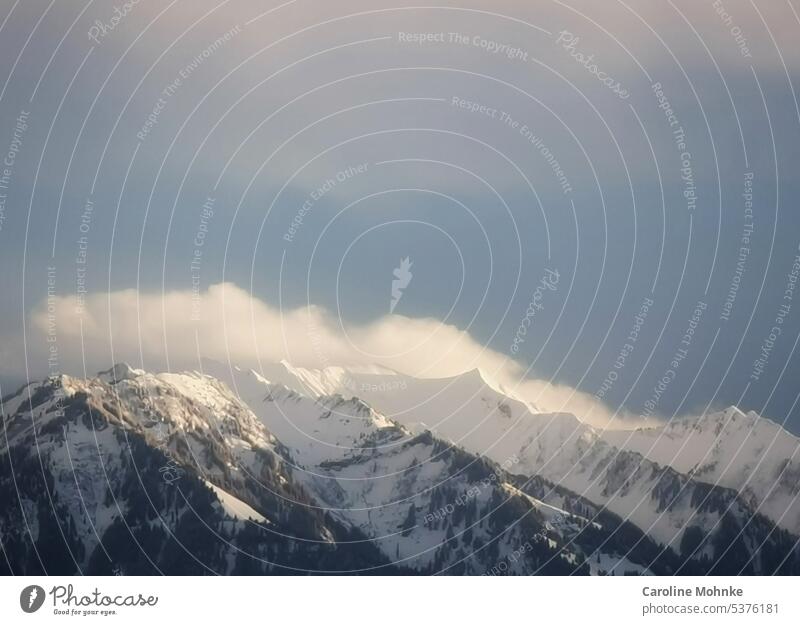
[1,0,800,432]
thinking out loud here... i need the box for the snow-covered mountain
[0,364,389,574]
[203,359,800,573]
[0,364,598,575]
[602,407,800,536]
[1,361,798,575]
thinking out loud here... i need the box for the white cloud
[4,282,645,428]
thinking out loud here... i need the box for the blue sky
[1,0,800,433]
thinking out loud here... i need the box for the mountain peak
[696,405,774,429]
[720,405,748,419]
[97,362,145,383]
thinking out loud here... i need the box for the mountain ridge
[1,362,798,575]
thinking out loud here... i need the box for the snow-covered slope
[602,407,800,535]
[204,360,549,468]
[0,364,595,574]
[204,360,800,573]
[0,366,391,574]
[195,362,596,573]
[3,362,798,575]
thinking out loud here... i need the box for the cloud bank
[4,282,645,428]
